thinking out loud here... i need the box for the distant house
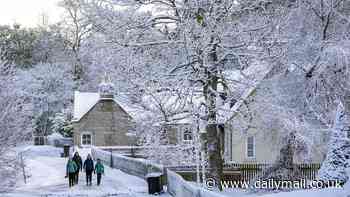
[72,79,139,147]
[222,72,329,164]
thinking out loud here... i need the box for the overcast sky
[0,0,63,27]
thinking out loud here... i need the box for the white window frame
[182,126,193,143]
[81,132,93,147]
[246,136,255,158]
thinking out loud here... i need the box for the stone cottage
[72,79,138,147]
[72,80,200,148]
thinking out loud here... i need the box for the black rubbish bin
[146,173,163,195]
[63,145,70,157]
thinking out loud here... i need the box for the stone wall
[91,147,163,179]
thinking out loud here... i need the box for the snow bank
[167,170,225,197]
[48,132,64,141]
[261,188,346,197]
[47,133,63,146]
[20,145,64,158]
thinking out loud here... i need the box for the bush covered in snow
[50,111,74,137]
[318,102,350,185]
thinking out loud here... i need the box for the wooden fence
[168,163,321,182]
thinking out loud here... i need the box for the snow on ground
[260,188,347,197]
[4,145,170,197]
[220,186,348,197]
[3,145,349,197]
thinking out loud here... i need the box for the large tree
[82,0,282,189]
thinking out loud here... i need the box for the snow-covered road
[4,146,170,197]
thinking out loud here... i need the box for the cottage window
[81,133,92,146]
[246,136,255,158]
[183,128,193,142]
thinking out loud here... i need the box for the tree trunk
[205,37,224,190]
[206,123,224,190]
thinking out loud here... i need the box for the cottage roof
[218,61,273,123]
[72,91,147,122]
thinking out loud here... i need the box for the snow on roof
[114,95,151,121]
[167,112,192,125]
[218,61,273,123]
[72,91,147,122]
[73,91,100,122]
[141,93,206,125]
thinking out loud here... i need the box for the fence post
[110,149,113,167]
[20,152,27,184]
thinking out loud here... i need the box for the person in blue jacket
[83,154,94,186]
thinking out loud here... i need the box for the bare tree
[59,0,92,81]
[0,72,30,192]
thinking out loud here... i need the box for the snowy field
[4,145,170,197]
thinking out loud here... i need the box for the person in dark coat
[72,152,82,184]
[83,154,94,186]
[66,157,78,188]
[94,159,104,186]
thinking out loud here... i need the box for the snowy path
[4,146,169,197]
[5,145,348,197]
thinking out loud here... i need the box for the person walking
[72,152,82,185]
[66,157,78,188]
[94,159,104,186]
[83,154,94,186]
